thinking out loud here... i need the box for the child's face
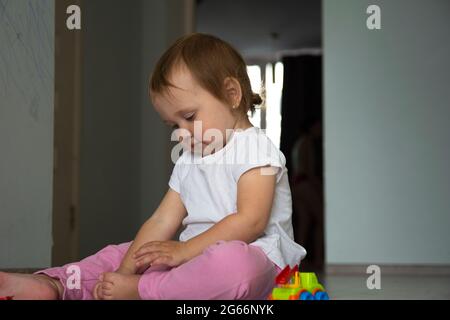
[152,64,238,154]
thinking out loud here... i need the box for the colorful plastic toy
[268,265,329,300]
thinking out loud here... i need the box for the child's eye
[184,112,195,121]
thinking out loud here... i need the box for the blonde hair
[149,33,263,116]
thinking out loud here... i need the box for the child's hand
[133,241,189,269]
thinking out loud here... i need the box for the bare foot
[95,272,141,300]
[93,281,110,300]
[0,272,62,300]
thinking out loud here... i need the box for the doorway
[196,0,325,272]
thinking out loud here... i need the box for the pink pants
[35,240,281,300]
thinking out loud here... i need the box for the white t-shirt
[168,126,307,268]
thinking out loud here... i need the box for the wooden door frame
[52,0,82,266]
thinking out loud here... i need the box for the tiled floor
[322,274,450,299]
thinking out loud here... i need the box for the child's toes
[93,282,104,300]
[101,288,113,300]
[102,282,113,295]
[92,282,99,300]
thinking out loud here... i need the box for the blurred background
[1,0,450,298]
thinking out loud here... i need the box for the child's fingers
[133,242,163,258]
[135,251,164,264]
[151,255,172,266]
[135,252,165,268]
[133,248,154,259]
[135,257,153,268]
[133,250,147,259]
[135,242,158,253]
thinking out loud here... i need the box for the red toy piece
[275,264,298,284]
[0,296,14,300]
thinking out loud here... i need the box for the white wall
[0,0,54,268]
[324,0,450,265]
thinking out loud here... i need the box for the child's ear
[223,77,242,107]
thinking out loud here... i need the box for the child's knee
[205,241,275,299]
[206,240,265,274]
